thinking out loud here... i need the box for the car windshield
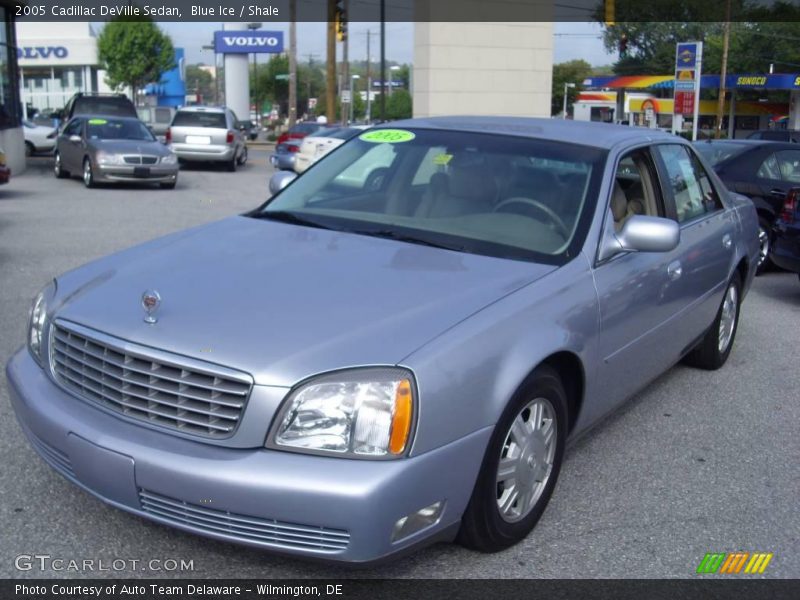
[693,141,751,166]
[310,127,341,138]
[172,111,227,128]
[327,127,363,140]
[86,118,155,141]
[291,123,321,135]
[74,97,136,118]
[257,128,606,264]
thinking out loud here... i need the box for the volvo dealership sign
[17,46,69,59]
[213,31,284,54]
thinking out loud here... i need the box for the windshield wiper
[250,210,338,231]
[351,228,466,252]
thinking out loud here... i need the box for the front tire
[683,272,742,370]
[83,158,95,188]
[458,365,567,552]
[54,152,69,178]
[25,141,35,157]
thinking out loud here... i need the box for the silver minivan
[167,106,247,171]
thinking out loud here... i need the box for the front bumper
[771,223,800,274]
[170,143,235,162]
[6,349,488,563]
[96,164,178,184]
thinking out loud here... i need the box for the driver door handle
[722,233,733,249]
[770,188,787,198]
[667,261,683,281]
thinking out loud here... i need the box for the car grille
[123,156,159,165]
[139,489,350,552]
[50,323,252,439]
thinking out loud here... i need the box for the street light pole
[350,74,359,123]
[563,82,576,119]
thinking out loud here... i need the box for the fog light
[391,501,444,543]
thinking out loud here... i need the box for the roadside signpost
[673,42,703,140]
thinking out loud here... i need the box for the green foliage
[97,19,175,98]
[185,65,215,103]
[552,60,593,117]
[373,89,413,121]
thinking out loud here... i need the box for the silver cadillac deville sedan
[7,118,759,564]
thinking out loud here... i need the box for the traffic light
[619,33,628,57]
[335,0,347,42]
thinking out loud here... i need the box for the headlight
[28,281,56,367]
[161,153,177,165]
[95,151,123,165]
[269,368,416,459]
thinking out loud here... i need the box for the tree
[185,65,215,104]
[374,89,412,121]
[552,59,593,117]
[97,19,175,100]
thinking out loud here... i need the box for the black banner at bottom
[4,579,800,600]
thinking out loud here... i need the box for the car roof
[694,139,798,149]
[384,116,677,149]
[76,115,142,123]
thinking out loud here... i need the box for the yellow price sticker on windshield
[433,153,453,165]
[360,129,415,143]
[88,118,107,125]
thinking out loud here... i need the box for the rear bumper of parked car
[0,165,10,184]
[6,348,488,564]
[96,164,178,184]
[169,143,236,162]
[771,223,800,273]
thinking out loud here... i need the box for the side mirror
[598,214,680,262]
[68,134,81,143]
[269,170,297,195]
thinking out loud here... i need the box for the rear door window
[172,112,227,128]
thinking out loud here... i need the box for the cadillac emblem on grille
[141,289,161,324]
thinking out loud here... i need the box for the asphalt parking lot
[1,151,798,579]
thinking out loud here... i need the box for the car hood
[54,217,555,386]
[90,139,171,156]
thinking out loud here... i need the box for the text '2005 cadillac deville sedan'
[7,118,759,564]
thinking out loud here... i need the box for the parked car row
[270,123,369,173]
[47,94,252,189]
[694,138,800,277]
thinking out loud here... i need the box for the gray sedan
[54,116,179,189]
[8,118,759,564]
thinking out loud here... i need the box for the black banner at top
[7,0,800,23]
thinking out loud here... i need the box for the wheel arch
[538,351,585,434]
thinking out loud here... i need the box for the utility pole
[380,0,385,122]
[289,0,297,126]
[341,0,349,125]
[363,30,377,122]
[326,0,336,123]
[715,0,732,139]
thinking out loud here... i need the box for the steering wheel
[494,197,569,239]
[364,167,389,192]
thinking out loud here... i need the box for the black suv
[57,93,137,130]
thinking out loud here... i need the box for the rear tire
[237,145,248,166]
[458,365,567,552]
[756,216,773,275]
[683,272,742,370]
[227,156,237,172]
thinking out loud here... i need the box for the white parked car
[294,126,369,173]
[23,120,57,156]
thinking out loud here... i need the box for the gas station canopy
[583,73,800,90]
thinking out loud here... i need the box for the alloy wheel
[718,283,738,354]
[496,397,557,523]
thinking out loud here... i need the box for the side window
[610,149,662,231]
[757,154,781,180]
[655,144,721,224]
[775,150,800,183]
[64,118,82,136]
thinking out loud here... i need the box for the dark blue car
[771,189,800,282]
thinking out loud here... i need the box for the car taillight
[780,189,798,224]
[226,131,234,144]
[165,128,171,143]
[287,145,300,153]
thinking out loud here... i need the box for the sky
[160,21,616,68]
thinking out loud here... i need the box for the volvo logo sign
[213,31,284,54]
[17,46,69,60]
